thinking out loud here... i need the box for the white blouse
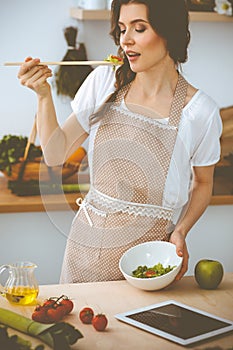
[71,66,222,224]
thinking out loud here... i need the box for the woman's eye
[136,28,146,33]
[119,26,146,34]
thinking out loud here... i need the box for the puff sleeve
[71,66,116,133]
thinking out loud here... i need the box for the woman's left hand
[169,230,189,280]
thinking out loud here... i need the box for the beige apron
[60,74,188,283]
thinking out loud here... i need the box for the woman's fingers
[22,66,51,85]
[169,230,189,281]
[175,243,189,280]
[17,57,52,94]
[18,57,40,78]
[25,56,33,62]
[19,67,51,88]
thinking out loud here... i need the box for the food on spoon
[132,263,176,278]
[104,54,123,64]
[104,54,123,70]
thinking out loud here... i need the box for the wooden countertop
[1,273,233,349]
[0,176,232,213]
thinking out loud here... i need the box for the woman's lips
[126,51,140,62]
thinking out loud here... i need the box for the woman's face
[118,3,168,73]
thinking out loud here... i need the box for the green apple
[194,259,224,290]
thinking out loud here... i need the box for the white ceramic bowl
[119,241,183,291]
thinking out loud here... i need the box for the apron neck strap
[113,82,132,106]
[113,73,188,128]
[168,73,188,127]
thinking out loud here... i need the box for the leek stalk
[0,308,83,349]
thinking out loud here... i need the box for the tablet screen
[115,300,233,345]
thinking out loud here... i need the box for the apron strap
[113,82,132,106]
[168,73,188,127]
[113,73,188,129]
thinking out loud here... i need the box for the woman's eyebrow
[118,19,149,25]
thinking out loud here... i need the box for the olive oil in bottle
[6,286,39,305]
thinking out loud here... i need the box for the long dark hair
[90,0,190,124]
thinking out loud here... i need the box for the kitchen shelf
[70,8,110,20]
[70,8,233,22]
[190,11,233,22]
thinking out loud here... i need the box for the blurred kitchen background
[0,0,233,284]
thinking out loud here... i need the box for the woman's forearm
[169,165,215,280]
[175,179,213,237]
[36,90,67,166]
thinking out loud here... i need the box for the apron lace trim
[83,187,173,220]
[111,105,178,131]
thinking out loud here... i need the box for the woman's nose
[121,30,134,46]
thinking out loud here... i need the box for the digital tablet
[115,300,233,346]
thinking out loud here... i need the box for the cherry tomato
[32,305,47,323]
[92,314,108,331]
[79,307,94,324]
[31,295,74,324]
[32,306,50,323]
[46,305,66,323]
[60,299,74,315]
[144,269,157,278]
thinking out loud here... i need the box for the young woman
[17,0,222,283]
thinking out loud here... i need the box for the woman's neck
[133,66,179,99]
[125,65,179,118]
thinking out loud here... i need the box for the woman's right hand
[17,57,52,98]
